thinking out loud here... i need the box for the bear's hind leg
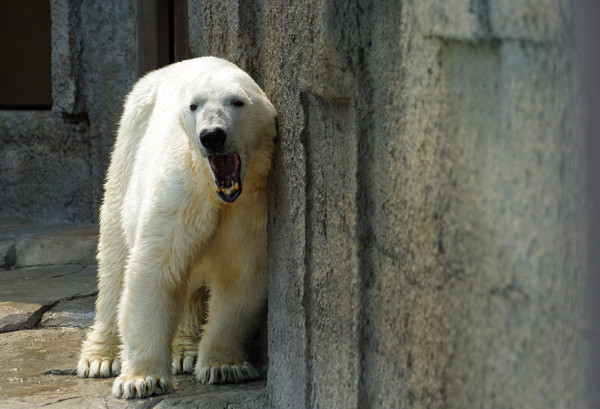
[77,217,128,378]
[172,287,208,374]
[195,277,266,384]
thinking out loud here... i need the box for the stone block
[417,0,486,40]
[0,302,45,333]
[489,0,566,42]
[0,111,94,222]
[50,0,84,119]
[259,0,584,408]
[417,0,567,42]
[0,242,15,269]
[0,265,97,332]
[40,296,96,329]
[14,226,98,268]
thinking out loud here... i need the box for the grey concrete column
[188,0,588,407]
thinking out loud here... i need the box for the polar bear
[76,57,276,399]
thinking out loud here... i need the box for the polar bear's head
[181,62,276,202]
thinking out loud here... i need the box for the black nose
[199,128,226,150]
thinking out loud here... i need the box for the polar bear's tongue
[208,153,242,202]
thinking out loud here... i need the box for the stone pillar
[189,1,587,407]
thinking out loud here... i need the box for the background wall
[0,0,138,222]
[257,1,586,408]
[582,1,600,407]
[0,1,597,408]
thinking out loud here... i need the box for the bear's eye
[231,100,244,107]
[189,104,198,111]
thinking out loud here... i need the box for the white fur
[77,57,276,399]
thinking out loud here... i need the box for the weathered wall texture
[187,0,587,408]
[583,3,600,408]
[0,0,138,222]
[0,111,91,221]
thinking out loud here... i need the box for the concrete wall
[582,1,600,407]
[233,0,583,408]
[0,1,593,407]
[0,0,138,222]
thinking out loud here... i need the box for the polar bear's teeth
[216,182,240,195]
[222,185,235,195]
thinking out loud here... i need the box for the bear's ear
[261,96,277,121]
[178,106,191,134]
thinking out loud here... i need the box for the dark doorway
[138,0,191,76]
[0,1,52,109]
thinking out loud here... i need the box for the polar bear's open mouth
[208,153,242,202]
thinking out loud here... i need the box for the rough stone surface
[418,0,569,42]
[13,226,98,267]
[418,0,487,40]
[50,0,85,118]
[0,265,96,332]
[0,302,44,333]
[0,111,93,222]
[488,0,567,41]
[186,1,585,408]
[0,215,98,269]
[0,1,138,223]
[40,295,96,329]
[79,0,138,217]
[0,327,93,406]
[582,3,600,408]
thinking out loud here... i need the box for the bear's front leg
[111,247,188,399]
[195,275,266,384]
[77,212,129,379]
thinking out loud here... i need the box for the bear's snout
[200,127,226,151]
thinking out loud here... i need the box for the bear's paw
[77,355,121,378]
[111,374,174,399]
[172,352,197,374]
[195,361,260,384]
[171,334,199,374]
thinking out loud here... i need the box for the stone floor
[0,215,266,408]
